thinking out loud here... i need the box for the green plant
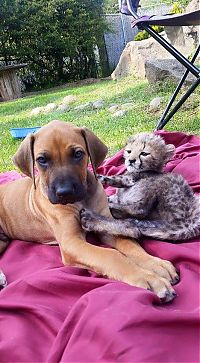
[134,25,164,41]
[169,2,184,14]
[103,0,119,13]
[134,30,150,41]
[0,0,106,89]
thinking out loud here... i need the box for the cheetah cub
[81,133,200,241]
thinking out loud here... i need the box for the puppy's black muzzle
[48,177,86,205]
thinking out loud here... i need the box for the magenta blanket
[0,131,199,363]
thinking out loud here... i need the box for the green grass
[0,77,199,172]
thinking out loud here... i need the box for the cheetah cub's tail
[134,218,200,241]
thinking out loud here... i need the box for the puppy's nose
[56,185,74,197]
[129,159,136,164]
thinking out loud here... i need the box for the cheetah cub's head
[124,133,175,173]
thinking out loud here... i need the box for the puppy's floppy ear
[164,143,176,162]
[81,127,108,178]
[12,134,36,185]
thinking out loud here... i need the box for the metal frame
[123,0,200,130]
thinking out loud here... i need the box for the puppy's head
[13,120,107,205]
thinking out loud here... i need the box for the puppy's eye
[37,156,48,166]
[141,152,150,156]
[126,150,131,154]
[74,150,84,160]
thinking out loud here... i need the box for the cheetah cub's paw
[80,209,99,232]
[97,175,110,185]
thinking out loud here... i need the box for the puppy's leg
[101,235,177,303]
[80,208,179,287]
[47,209,177,302]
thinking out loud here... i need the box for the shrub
[0,0,106,89]
[134,25,164,41]
[169,2,184,14]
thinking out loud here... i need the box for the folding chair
[119,0,200,130]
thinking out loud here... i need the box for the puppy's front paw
[0,270,7,289]
[124,266,177,304]
[133,255,179,286]
[80,209,98,232]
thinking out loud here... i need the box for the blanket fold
[0,131,199,362]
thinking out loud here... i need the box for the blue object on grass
[10,126,41,139]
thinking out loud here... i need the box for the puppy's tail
[133,219,200,242]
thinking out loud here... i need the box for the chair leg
[156,77,200,130]
[156,44,200,130]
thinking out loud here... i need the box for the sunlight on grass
[0,77,199,172]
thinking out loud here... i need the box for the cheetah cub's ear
[164,143,176,162]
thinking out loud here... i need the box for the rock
[44,103,57,113]
[74,102,93,111]
[184,0,200,43]
[57,104,70,113]
[112,109,127,117]
[149,97,162,112]
[145,59,196,85]
[108,104,120,113]
[111,0,199,80]
[165,0,199,57]
[92,99,104,109]
[121,102,134,110]
[30,106,45,116]
[111,36,172,80]
[62,95,77,104]
[182,0,199,59]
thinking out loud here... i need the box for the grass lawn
[0,76,199,172]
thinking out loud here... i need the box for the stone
[57,104,70,113]
[44,103,57,113]
[92,99,104,109]
[184,0,200,47]
[111,0,199,81]
[149,97,162,112]
[112,109,127,117]
[62,95,77,104]
[165,0,199,58]
[111,35,172,80]
[121,102,134,110]
[145,59,196,85]
[30,106,45,116]
[74,102,93,111]
[108,104,120,113]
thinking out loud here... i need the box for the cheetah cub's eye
[140,152,150,156]
[126,150,131,154]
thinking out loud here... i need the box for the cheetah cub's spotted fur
[81,133,200,241]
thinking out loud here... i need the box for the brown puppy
[0,120,178,302]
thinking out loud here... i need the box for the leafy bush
[0,0,106,89]
[169,2,184,14]
[134,25,164,41]
[103,0,119,13]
